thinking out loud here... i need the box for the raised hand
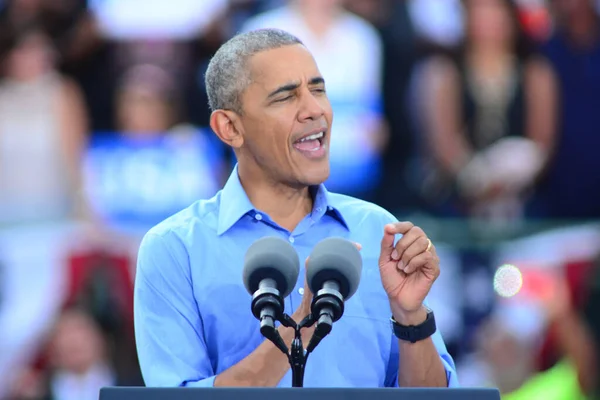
[378,222,440,322]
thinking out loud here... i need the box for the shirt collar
[217,165,349,235]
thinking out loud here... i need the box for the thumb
[379,224,396,264]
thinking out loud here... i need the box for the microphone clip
[311,285,345,324]
[304,285,344,353]
[250,286,289,355]
[251,286,284,331]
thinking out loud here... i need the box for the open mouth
[292,131,326,155]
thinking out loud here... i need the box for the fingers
[391,225,425,267]
[403,251,440,277]
[380,222,414,264]
[385,221,415,235]
[379,221,440,276]
[397,236,429,272]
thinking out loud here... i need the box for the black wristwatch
[391,308,436,343]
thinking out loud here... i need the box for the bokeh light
[494,264,523,298]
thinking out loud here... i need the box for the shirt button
[316,207,322,212]
[289,236,295,243]
[255,214,263,221]
[298,287,304,295]
[327,206,333,211]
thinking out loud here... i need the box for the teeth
[299,131,324,142]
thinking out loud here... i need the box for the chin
[299,162,330,186]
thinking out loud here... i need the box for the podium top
[100,387,501,400]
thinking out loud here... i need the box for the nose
[297,88,326,121]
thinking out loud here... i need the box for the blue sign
[83,129,228,230]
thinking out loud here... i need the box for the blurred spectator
[0,22,89,225]
[0,0,110,131]
[240,0,387,201]
[416,0,557,228]
[0,0,88,46]
[502,263,600,399]
[528,0,600,220]
[115,64,182,137]
[345,0,422,213]
[457,300,547,393]
[9,308,117,400]
[46,308,117,400]
[459,264,599,398]
[82,64,228,233]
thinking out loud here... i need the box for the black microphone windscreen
[243,236,300,298]
[307,238,362,300]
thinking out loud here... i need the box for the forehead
[247,44,322,89]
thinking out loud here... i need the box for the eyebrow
[267,77,325,99]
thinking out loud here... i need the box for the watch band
[390,309,436,343]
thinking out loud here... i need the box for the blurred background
[0,0,599,398]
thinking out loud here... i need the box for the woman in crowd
[417,0,557,227]
[0,22,89,224]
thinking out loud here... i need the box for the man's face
[237,44,333,188]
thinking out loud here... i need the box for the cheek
[271,122,293,162]
[246,113,293,156]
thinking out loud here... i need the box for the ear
[210,110,244,149]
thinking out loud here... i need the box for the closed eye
[274,95,293,103]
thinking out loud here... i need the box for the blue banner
[83,129,228,230]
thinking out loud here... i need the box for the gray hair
[205,29,303,114]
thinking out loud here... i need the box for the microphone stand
[252,287,340,387]
[260,312,332,387]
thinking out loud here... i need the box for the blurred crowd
[0,0,600,399]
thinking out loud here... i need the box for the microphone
[306,238,362,352]
[243,236,300,339]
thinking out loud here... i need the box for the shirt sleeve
[134,231,216,387]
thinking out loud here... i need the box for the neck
[467,46,514,74]
[294,1,340,37]
[238,164,314,232]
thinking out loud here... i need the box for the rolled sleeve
[385,297,460,389]
[435,333,460,388]
[134,232,215,387]
[385,329,459,388]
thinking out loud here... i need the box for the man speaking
[134,28,458,388]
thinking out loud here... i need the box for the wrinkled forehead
[247,44,323,93]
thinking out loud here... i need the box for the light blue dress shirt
[134,166,459,388]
